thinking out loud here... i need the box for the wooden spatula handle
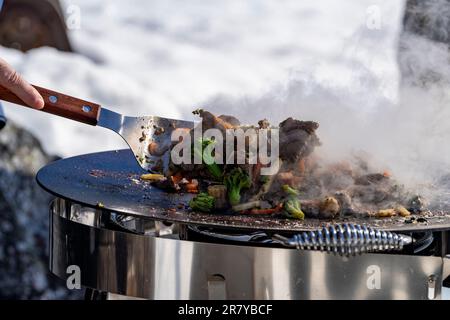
[0,85,101,125]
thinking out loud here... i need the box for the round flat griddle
[37,149,450,232]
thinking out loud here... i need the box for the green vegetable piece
[224,168,252,206]
[282,184,299,196]
[260,175,270,184]
[281,185,304,219]
[189,192,215,212]
[193,138,223,180]
[284,197,305,220]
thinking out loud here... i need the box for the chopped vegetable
[224,168,252,206]
[284,197,305,220]
[189,192,215,212]
[409,195,425,213]
[140,173,165,181]
[259,175,270,184]
[319,196,340,218]
[396,206,411,217]
[281,184,304,219]
[282,184,299,196]
[244,204,283,215]
[207,185,228,209]
[232,200,262,212]
[185,179,199,193]
[193,138,223,180]
[377,208,396,217]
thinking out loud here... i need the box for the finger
[0,58,44,109]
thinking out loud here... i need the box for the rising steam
[199,0,450,209]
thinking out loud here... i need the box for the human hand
[0,58,44,109]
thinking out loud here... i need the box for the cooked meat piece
[354,173,389,185]
[300,197,340,219]
[184,179,199,193]
[193,109,236,132]
[300,199,321,218]
[279,117,319,133]
[396,206,411,217]
[377,208,396,217]
[409,195,426,213]
[319,197,340,218]
[152,176,180,192]
[207,185,228,209]
[334,190,353,216]
[258,119,270,129]
[279,117,321,162]
[218,115,241,127]
[276,171,295,186]
[148,141,169,156]
[332,190,375,217]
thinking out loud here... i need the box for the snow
[0,0,405,157]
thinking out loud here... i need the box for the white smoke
[198,1,450,207]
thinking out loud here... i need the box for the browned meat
[300,199,321,217]
[276,171,295,186]
[334,190,353,216]
[218,115,241,127]
[279,117,319,133]
[333,190,372,217]
[300,197,340,219]
[354,173,390,185]
[193,109,236,132]
[319,197,340,218]
[279,117,321,162]
[258,119,270,129]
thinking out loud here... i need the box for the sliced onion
[232,201,262,212]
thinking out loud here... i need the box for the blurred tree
[0,0,71,52]
[402,0,450,44]
[399,0,450,86]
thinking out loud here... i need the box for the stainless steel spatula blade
[0,85,195,172]
[98,108,194,172]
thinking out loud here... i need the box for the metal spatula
[0,85,195,172]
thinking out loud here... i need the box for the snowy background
[0,0,404,157]
[2,0,450,300]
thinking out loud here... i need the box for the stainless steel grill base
[49,198,450,300]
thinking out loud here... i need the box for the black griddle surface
[37,149,450,232]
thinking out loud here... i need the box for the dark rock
[0,121,81,299]
[402,0,450,45]
[400,0,450,86]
